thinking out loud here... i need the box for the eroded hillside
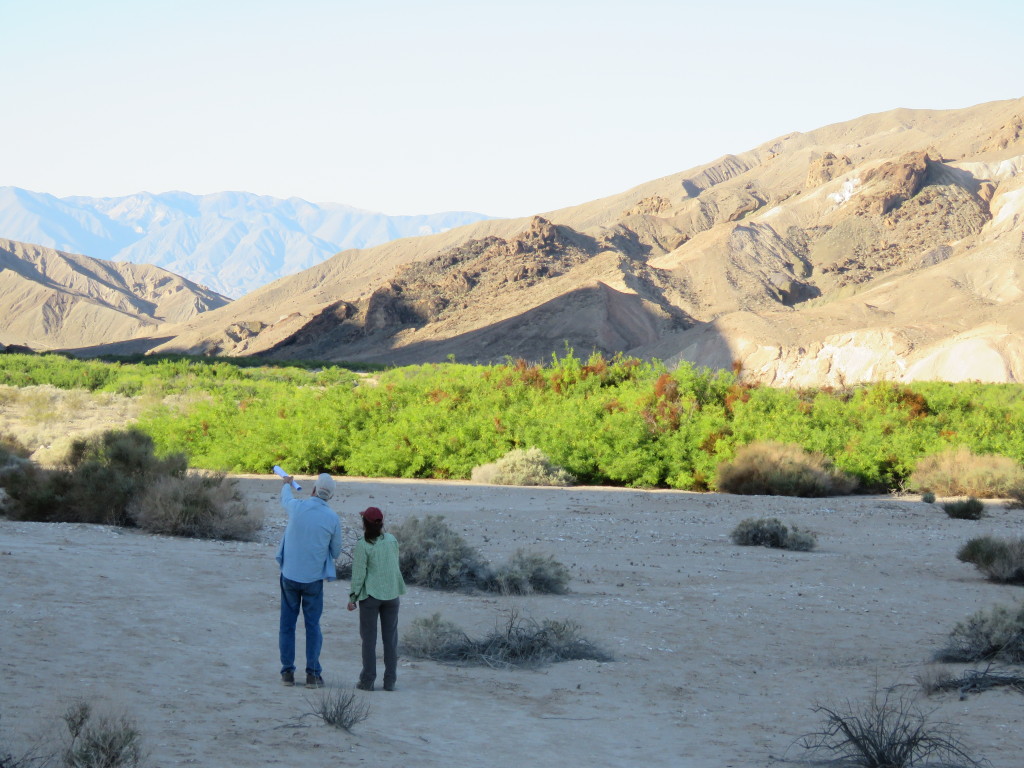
[0,239,230,350]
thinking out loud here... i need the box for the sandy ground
[2,477,1022,768]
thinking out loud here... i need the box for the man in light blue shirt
[276,472,342,688]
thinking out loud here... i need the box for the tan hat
[314,473,336,500]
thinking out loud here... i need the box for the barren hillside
[57,98,1024,383]
[0,239,230,350]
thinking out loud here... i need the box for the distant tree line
[1,352,1022,492]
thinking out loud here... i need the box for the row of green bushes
[0,353,362,398]
[2,352,1024,491]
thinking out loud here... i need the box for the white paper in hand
[272,465,302,491]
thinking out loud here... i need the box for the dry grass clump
[937,601,1024,663]
[127,472,262,541]
[730,517,817,551]
[402,611,612,669]
[400,613,468,660]
[490,549,571,595]
[0,386,143,464]
[942,497,985,520]
[306,686,370,732]
[388,515,570,594]
[62,701,145,768]
[957,536,1024,585]
[800,689,983,768]
[471,447,574,487]
[919,664,1024,698]
[716,441,857,497]
[910,446,1024,500]
[389,514,492,590]
[1,703,145,768]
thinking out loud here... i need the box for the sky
[3,0,1023,218]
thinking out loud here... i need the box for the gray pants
[358,596,400,688]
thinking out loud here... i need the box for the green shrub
[127,473,262,541]
[389,515,570,594]
[402,610,611,668]
[730,517,817,551]
[937,601,1024,662]
[942,497,985,520]
[389,515,492,590]
[489,549,571,595]
[957,536,1024,585]
[2,429,187,530]
[957,536,1003,568]
[471,447,574,486]
[921,491,936,504]
[910,446,1024,499]
[800,689,982,768]
[784,527,818,552]
[716,442,858,497]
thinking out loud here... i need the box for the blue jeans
[279,575,325,676]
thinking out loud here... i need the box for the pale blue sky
[3,0,1022,217]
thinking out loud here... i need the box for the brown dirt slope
[0,239,231,351]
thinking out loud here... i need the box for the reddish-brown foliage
[427,388,450,403]
[724,384,753,413]
[654,373,679,402]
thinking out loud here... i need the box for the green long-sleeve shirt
[349,532,407,603]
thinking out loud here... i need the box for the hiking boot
[281,670,295,687]
[356,680,373,691]
[383,682,395,692]
[305,673,324,689]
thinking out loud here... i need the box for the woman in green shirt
[347,506,406,691]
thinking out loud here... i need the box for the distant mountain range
[0,188,492,297]
[131,97,1024,384]
[4,98,1024,386]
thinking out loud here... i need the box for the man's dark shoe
[383,682,395,692]
[305,673,325,689]
[281,671,295,687]
[356,680,373,691]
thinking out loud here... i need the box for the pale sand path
[2,477,1022,767]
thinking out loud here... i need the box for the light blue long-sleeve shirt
[275,485,343,583]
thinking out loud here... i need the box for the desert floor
[2,477,1022,767]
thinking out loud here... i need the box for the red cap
[361,506,383,523]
